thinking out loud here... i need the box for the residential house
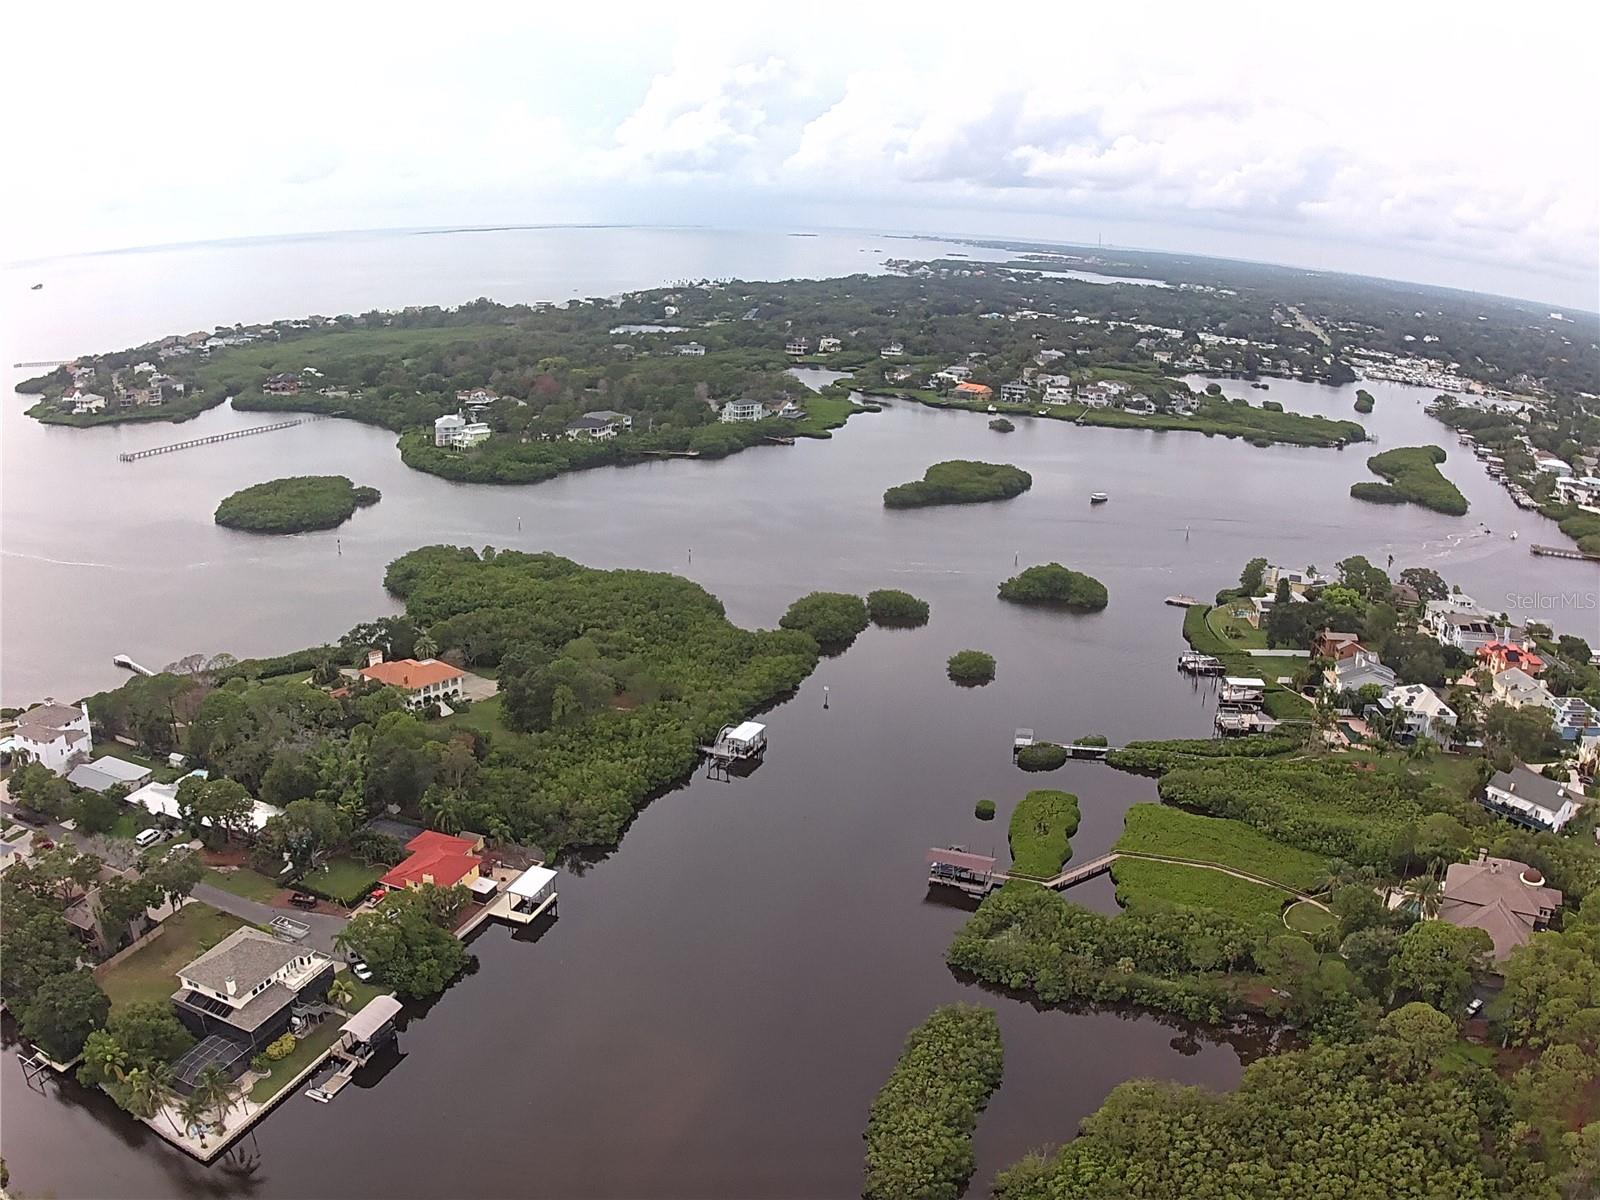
[1426,604,1499,654]
[1262,564,1330,596]
[261,372,301,395]
[719,398,766,423]
[770,399,807,419]
[1551,696,1600,742]
[784,337,810,356]
[11,702,92,774]
[455,388,498,411]
[1478,638,1544,677]
[1438,851,1563,961]
[128,771,282,832]
[677,342,706,357]
[933,365,973,385]
[380,829,485,891]
[432,413,491,448]
[564,410,633,441]
[66,755,153,794]
[1553,475,1600,507]
[1000,381,1030,404]
[880,341,904,358]
[952,382,994,404]
[1327,649,1397,695]
[1035,348,1066,365]
[1375,683,1457,742]
[1312,630,1365,661]
[1481,766,1583,833]
[1389,581,1422,610]
[171,929,334,1069]
[1534,455,1574,477]
[1491,666,1554,710]
[68,390,107,414]
[359,652,466,710]
[817,336,842,353]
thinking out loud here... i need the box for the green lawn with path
[96,903,248,1012]
[1112,858,1292,935]
[1283,900,1337,935]
[249,1019,342,1102]
[1116,805,1328,891]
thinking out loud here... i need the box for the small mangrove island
[883,460,1032,508]
[213,475,382,534]
[1354,388,1376,413]
[866,589,930,627]
[998,563,1109,610]
[1350,445,1468,515]
[778,591,870,651]
[1008,789,1081,878]
[946,649,996,685]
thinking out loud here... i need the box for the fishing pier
[118,415,338,462]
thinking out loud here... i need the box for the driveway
[190,881,350,957]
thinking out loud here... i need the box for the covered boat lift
[927,848,1001,898]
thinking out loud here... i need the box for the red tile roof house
[358,650,466,710]
[380,830,485,891]
[1477,640,1546,677]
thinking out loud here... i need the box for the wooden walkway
[1011,851,1330,910]
[1531,544,1600,561]
[118,414,337,462]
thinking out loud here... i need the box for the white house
[67,755,154,794]
[433,413,490,448]
[565,410,633,441]
[1000,381,1030,404]
[1482,766,1583,833]
[1429,608,1499,654]
[1493,666,1555,711]
[880,341,904,358]
[1378,683,1457,742]
[1327,649,1397,695]
[1534,455,1574,477]
[719,399,766,423]
[456,388,498,411]
[785,337,810,356]
[817,336,842,353]
[934,365,973,385]
[69,390,107,414]
[1262,564,1331,596]
[11,702,92,774]
[677,342,706,357]
[1553,475,1600,507]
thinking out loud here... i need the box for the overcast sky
[5,2,1597,306]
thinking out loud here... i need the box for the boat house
[927,848,999,897]
[339,995,404,1065]
[491,864,559,925]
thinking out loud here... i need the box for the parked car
[289,891,318,910]
[35,836,55,850]
[349,957,375,982]
[134,828,164,849]
[1466,997,1485,1018]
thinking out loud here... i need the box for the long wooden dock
[1531,544,1600,561]
[118,415,336,462]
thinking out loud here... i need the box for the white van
[134,828,165,849]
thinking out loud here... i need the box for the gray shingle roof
[1488,766,1575,814]
[178,928,303,993]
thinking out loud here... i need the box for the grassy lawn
[108,809,157,840]
[249,1019,342,1103]
[1283,900,1337,935]
[1112,859,1290,935]
[94,743,183,784]
[1183,604,1313,719]
[444,694,512,740]
[1206,604,1270,649]
[1116,805,1328,891]
[96,903,248,1012]
[1338,746,1483,800]
[203,865,283,903]
[336,972,392,1014]
[298,855,384,906]
[1007,790,1081,878]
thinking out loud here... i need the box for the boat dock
[1215,710,1281,736]
[1531,544,1600,561]
[113,653,156,676]
[927,848,1001,897]
[1177,652,1226,675]
[1164,594,1202,607]
[1009,730,1114,760]
[117,414,337,462]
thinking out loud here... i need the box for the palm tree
[179,1092,211,1145]
[85,1035,128,1084]
[1403,865,1446,919]
[145,1061,182,1134]
[1407,735,1438,762]
[122,1066,178,1132]
[413,630,439,660]
[328,975,356,1011]
[194,1062,238,1126]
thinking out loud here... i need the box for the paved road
[190,881,350,957]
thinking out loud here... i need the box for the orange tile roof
[954,382,993,395]
[380,830,482,889]
[359,658,464,691]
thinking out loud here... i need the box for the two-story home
[677,342,706,357]
[1326,649,1397,696]
[1439,850,1563,962]
[433,413,491,448]
[816,336,842,354]
[359,652,466,710]
[784,337,810,356]
[1478,638,1545,677]
[564,410,633,441]
[1492,666,1554,711]
[719,399,766,423]
[1000,381,1030,405]
[1481,765,1583,833]
[1374,683,1457,742]
[11,701,93,774]
[172,928,334,1061]
[1312,630,1365,661]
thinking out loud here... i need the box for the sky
[4,2,1598,307]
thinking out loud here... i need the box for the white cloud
[1,0,1594,303]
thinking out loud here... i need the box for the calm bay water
[2,228,1596,1200]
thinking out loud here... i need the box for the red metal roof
[380,830,482,889]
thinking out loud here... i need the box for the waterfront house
[817,335,842,353]
[785,337,810,356]
[261,372,301,395]
[66,755,154,794]
[934,365,973,384]
[677,342,706,356]
[1262,564,1330,596]
[1326,649,1397,695]
[11,701,92,774]
[172,928,334,1069]
[1552,696,1600,742]
[1313,630,1365,661]
[1000,381,1030,404]
[1438,850,1562,962]
[1427,607,1499,654]
[68,390,107,414]
[359,652,466,710]
[564,410,633,441]
[1481,766,1582,834]
[1373,683,1457,742]
[380,829,484,891]
[1553,475,1600,507]
[719,398,766,423]
[952,382,994,403]
[1534,455,1574,477]
[433,413,491,449]
[880,341,904,358]
[1478,638,1545,677]
[1491,666,1554,710]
